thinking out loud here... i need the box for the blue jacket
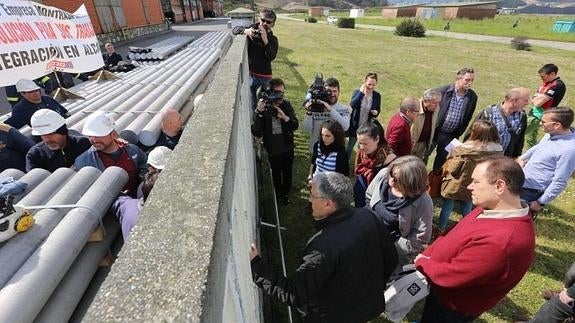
[0,124,35,172]
[74,144,148,180]
[348,89,381,137]
[5,96,68,129]
[435,84,478,139]
[26,135,92,172]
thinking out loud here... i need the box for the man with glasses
[386,96,419,157]
[468,87,530,158]
[411,88,442,162]
[249,171,398,322]
[232,8,279,110]
[4,79,68,129]
[431,67,478,171]
[525,63,566,148]
[517,107,575,214]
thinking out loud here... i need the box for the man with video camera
[303,76,350,152]
[251,78,299,205]
[232,8,278,110]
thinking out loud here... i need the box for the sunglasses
[260,17,274,24]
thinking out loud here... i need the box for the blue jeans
[530,295,574,323]
[250,75,271,111]
[438,199,473,231]
[520,187,544,204]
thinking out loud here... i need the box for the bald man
[154,108,183,150]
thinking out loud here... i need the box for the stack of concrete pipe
[11,31,231,146]
[127,36,195,61]
[0,166,128,323]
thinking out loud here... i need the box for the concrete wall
[83,35,262,322]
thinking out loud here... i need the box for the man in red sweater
[415,155,535,322]
[386,97,418,156]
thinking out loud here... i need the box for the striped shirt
[313,145,339,177]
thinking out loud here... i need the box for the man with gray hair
[249,171,398,322]
[386,97,419,157]
[411,89,442,162]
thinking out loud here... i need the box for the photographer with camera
[303,76,350,153]
[232,8,278,110]
[251,78,299,205]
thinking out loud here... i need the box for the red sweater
[385,113,412,157]
[415,207,535,316]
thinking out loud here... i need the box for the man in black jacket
[250,171,398,323]
[232,8,278,109]
[26,109,91,172]
[431,68,478,171]
[251,78,298,205]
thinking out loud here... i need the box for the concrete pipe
[0,169,25,180]
[12,168,75,214]
[11,168,52,203]
[0,167,128,323]
[34,215,120,323]
[0,167,101,288]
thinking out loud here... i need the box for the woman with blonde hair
[438,120,503,231]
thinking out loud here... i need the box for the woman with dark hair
[365,155,433,266]
[347,72,381,159]
[438,120,503,231]
[307,120,349,183]
[353,120,393,207]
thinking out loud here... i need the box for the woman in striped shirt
[308,119,349,184]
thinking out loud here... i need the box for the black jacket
[436,84,478,139]
[232,23,278,75]
[251,100,298,156]
[251,207,398,323]
[26,135,92,172]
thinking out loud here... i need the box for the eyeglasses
[260,17,274,24]
[310,193,326,200]
[540,119,558,126]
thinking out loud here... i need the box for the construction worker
[147,146,172,172]
[74,111,147,198]
[3,86,20,107]
[3,79,68,129]
[154,108,183,149]
[0,123,35,172]
[26,109,91,172]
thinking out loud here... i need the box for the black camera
[257,83,284,118]
[306,73,332,113]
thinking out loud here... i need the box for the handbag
[384,268,430,323]
[428,169,442,198]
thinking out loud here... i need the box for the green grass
[290,13,575,42]
[259,18,575,322]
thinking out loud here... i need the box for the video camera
[306,73,332,113]
[257,83,284,118]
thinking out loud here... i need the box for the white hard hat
[30,109,66,136]
[82,111,116,136]
[193,94,204,108]
[16,79,40,92]
[147,146,172,170]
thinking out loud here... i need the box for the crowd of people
[236,8,574,323]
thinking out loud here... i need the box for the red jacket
[415,207,535,316]
[385,113,412,157]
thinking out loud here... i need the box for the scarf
[354,146,388,183]
[372,179,420,240]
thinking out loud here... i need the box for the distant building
[308,6,329,17]
[497,7,517,15]
[227,7,255,29]
[350,8,365,18]
[382,4,419,18]
[416,1,498,20]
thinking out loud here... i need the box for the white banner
[0,0,104,87]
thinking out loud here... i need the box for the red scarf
[354,146,388,184]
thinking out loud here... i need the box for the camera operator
[251,78,299,205]
[232,8,278,110]
[303,77,350,152]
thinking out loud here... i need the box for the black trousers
[268,150,294,197]
[421,289,478,323]
[432,131,456,172]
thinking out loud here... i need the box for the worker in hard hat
[74,111,147,197]
[147,146,172,173]
[0,123,35,173]
[154,108,183,150]
[26,109,91,172]
[3,79,68,129]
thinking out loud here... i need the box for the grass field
[258,18,575,322]
[290,13,575,42]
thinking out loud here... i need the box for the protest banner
[0,0,104,87]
